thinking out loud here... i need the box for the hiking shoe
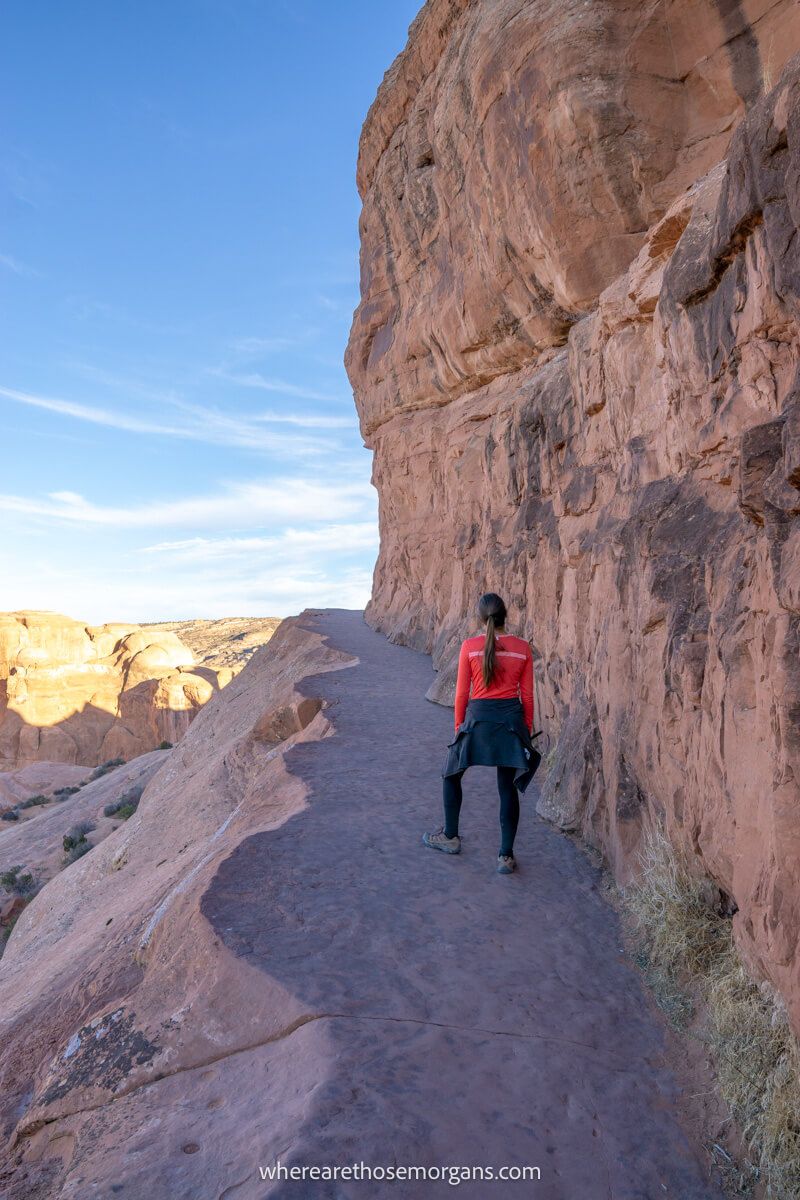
[497,854,516,874]
[422,828,461,855]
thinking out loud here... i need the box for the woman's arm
[520,643,534,732]
[453,640,471,732]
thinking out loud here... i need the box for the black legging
[443,766,520,856]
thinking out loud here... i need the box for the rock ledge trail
[203,609,721,1199]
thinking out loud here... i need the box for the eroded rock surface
[347,0,800,434]
[0,612,723,1199]
[144,616,282,679]
[347,10,800,1028]
[0,763,86,810]
[0,751,168,897]
[0,612,279,769]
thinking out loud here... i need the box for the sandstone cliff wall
[0,613,232,769]
[347,3,800,1026]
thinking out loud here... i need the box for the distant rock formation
[346,4,800,1027]
[0,612,280,769]
[144,616,283,679]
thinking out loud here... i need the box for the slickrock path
[204,610,720,1200]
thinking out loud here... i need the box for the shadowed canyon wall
[0,613,278,770]
[347,1,800,1025]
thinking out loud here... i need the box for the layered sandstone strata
[0,613,277,769]
[347,4,800,1026]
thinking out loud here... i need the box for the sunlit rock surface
[0,612,280,768]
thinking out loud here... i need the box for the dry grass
[625,825,727,979]
[707,952,800,1199]
[623,826,800,1200]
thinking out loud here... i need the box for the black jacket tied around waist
[442,697,542,793]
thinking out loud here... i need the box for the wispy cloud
[62,294,192,336]
[0,152,48,211]
[166,396,353,431]
[140,522,378,560]
[0,555,374,622]
[209,369,343,403]
[0,478,375,529]
[0,514,377,621]
[0,384,187,436]
[226,335,303,356]
[63,361,182,403]
[0,384,350,453]
[252,411,354,429]
[0,253,40,277]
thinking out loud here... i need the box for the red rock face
[347,0,800,436]
[347,7,800,1026]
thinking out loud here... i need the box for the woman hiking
[423,592,540,874]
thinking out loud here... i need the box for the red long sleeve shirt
[454,633,534,733]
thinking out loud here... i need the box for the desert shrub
[0,913,20,954]
[103,787,143,819]
[0,865,35,894]
[1,866,22,890]
[625,825,727,982]
[1,810,19,822]
[54,786,80,799]
[158,740,173,750]
[63,840,93,865]
[623,826,800,1199]
[706,954,800,1198]
[18,794,49,810]
[89,757,125,781]
[0,902,28,956]
[63,820,95,853]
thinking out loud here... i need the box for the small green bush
[89,757,125,781]
[54,786,80,799]
[18,794,49,810]
[64,840,92,865]
[1,809,19,822]
[158,740,173,750]
[0,865,35,894]
[103,787,143,819]
[0,866,23,890]
[0,912,21,954]
[63,820,95,852]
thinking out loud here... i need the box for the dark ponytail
[478,592,507,687]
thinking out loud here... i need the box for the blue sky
[1,1,419,622]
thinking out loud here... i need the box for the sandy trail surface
[201,609,721,1199]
